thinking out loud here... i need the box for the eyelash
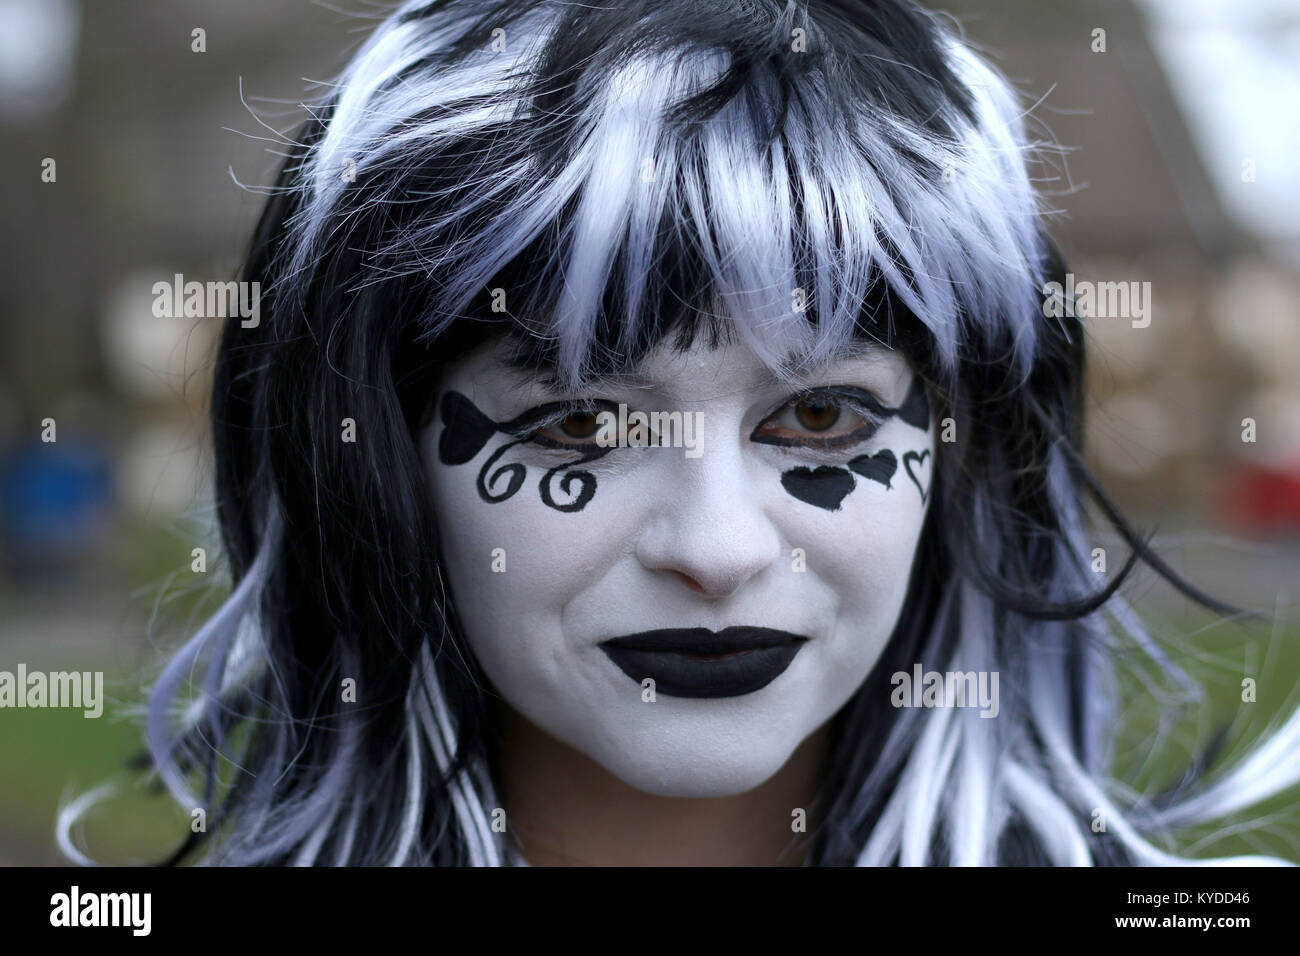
[505,400,622,453]
[752,387,887,453]
[509,388,887,455]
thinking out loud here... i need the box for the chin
[593,735,802,799]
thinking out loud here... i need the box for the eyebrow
[500,352,654,393]
[500,343,896,393]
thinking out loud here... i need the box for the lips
[599,626,809,698]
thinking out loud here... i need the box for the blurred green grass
[1111,604,1300,861]
[0,702,191,864]
[0,514,226,864]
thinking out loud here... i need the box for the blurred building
[938,0,1300,532]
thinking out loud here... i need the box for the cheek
[776,441,932,606]
[772,483,926,641]
[420,433,646,644]
[821,486,927,597]
[422,438,578,703]
[770,439,933,681]
[425,453,561,614]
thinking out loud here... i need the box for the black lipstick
[599,626,809,699]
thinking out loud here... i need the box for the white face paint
[419,334,935,798]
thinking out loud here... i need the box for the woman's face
[419,333,935,797]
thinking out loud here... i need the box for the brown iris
[751,388,883,449]
[556,410,600,439]
[794,399,841,431]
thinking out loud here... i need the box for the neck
[495,702,831,866]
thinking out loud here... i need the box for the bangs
[285,0,1054,390]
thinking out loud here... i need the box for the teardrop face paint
[419,334,935,798]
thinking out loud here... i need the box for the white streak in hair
[414,643,502,866]
[900,706,958,866]
[292,805,335,867]
[390,701,426,865]
[144,521,275,809]
[55,782,118,866]
[1003,761,1091,866]
[1153,703,1300,831]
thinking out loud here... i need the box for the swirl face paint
[437,390,611,512]
[420,335,935,798]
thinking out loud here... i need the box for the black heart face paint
[780,466,856,511]
[438,390,611,512]
[848,449,897,488]
[756,377,931,511]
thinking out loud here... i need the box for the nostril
[672,570,706,593]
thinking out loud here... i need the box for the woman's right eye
[516,400,623,451]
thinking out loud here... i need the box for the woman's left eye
[535,409,603,446]
[753,391,883,449]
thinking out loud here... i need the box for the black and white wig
[62,0,1300,865]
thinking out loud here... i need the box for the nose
[633,435,781,599]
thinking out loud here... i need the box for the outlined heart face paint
[419,335,936,799]
[904,449,933,504]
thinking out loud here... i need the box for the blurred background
[0,0,1297,864]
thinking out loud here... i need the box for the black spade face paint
[438,390,611,512]
[760,378,930,512]
[896,376,930,430]
[437,390,499,465]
